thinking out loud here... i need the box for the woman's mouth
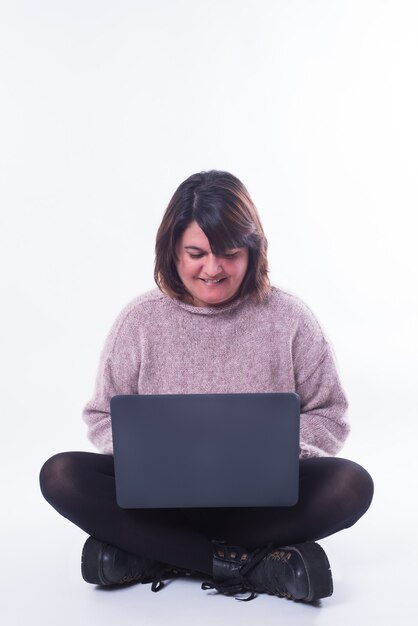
[199,278,226,284]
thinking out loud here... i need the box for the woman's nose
[203,254,223,275]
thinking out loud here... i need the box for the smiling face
[175,221,249,307]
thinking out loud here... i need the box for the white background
[1,1,417,624]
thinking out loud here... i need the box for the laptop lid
[110,392,300,508]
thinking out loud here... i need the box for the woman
[40,170,374,603]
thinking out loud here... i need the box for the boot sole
[282,542,333,602]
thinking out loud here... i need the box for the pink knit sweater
[83,286,350,458]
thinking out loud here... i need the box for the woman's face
[175,221,249,307]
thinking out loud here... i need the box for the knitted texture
[82,286,350,457]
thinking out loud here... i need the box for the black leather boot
[81,536,177,590]
[202,541,333,602]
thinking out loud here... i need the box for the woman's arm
[290,303,350,458]
[297,345,350,458]
[82,305,142,454]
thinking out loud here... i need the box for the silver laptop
[110,393,300,508]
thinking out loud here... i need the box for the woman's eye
[188,252,237,259]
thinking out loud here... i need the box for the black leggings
[39,452,374,577]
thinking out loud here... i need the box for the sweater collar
[165,292,251,315]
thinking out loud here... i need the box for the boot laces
[201,543,276,602]
[149,565,195,593]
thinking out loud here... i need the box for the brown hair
[154,170,271,305]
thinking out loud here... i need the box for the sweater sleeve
[291,305,350,459]
[82,305,141,454]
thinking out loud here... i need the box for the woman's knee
[39,451,81,505]
[303,456,374,517]
[335,458,374,517]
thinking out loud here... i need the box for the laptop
[110,392,300,508]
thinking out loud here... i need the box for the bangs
[194,192,257,254]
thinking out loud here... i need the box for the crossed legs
[39,451,373,577]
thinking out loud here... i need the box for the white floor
[4,499,417,626]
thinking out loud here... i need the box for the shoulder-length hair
[154,170,271,305]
